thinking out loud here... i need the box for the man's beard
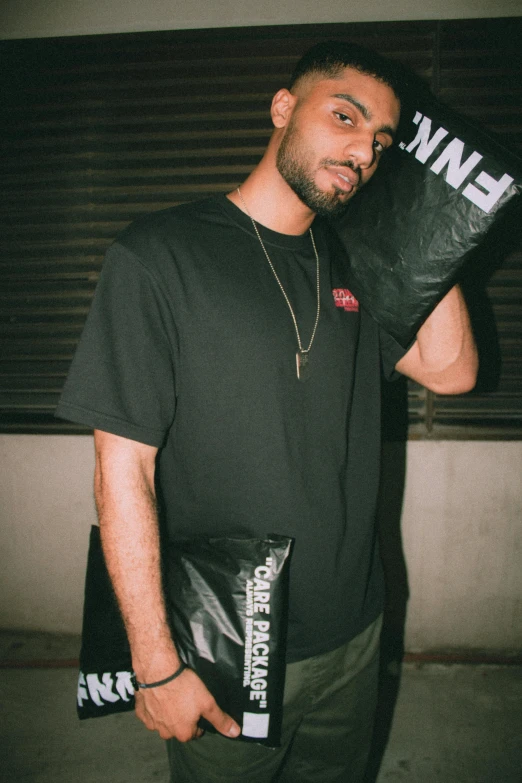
[276,121,359,218]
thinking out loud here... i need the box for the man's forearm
[92,429,241,742]
[93,431,180,682]
[396,284,478,394]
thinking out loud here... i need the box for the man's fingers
[202,702,241,738]
[134,671,239,742]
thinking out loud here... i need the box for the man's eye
[373,140,385,153]
[336,113,354,125]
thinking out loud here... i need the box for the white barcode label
[242,711,270,738]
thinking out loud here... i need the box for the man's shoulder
[116,196,225,250]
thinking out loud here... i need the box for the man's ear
[271,89,296,129]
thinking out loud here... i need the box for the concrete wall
[1,436,520,651]
[1,0,521,652]
[0,436,95,633]
[2,0,520,39]
[401,442,522,651]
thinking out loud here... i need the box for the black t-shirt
[56,195,408,662]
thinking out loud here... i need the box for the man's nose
[343,132,375,170]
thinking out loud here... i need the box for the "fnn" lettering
[400,111,514,214]
[77,670,134,707]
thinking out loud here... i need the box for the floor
[1,631,521,783]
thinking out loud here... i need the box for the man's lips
[333,167,359,190]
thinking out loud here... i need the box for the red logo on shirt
[332,288,359,312]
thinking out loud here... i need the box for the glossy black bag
[332,90,522,347]
[77,525,293,748]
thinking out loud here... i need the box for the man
[57,41,477,782]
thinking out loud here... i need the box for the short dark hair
[289,40,408,102]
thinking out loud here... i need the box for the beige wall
[1,436,521,651]
[1,0,520,651]
[1,0,520,39]
[400,442,522,651]
[0,436,96,633]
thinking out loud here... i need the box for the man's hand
[135,667,241,742]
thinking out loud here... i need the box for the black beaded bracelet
[132,661,188,691]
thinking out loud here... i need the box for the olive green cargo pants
[167,615,382,783]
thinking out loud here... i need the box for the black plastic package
[76,526,134,719]
[77,526,293,748]
[332,91,522,347]
[164,535,292,746]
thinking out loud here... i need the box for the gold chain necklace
[236,187,320,381]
